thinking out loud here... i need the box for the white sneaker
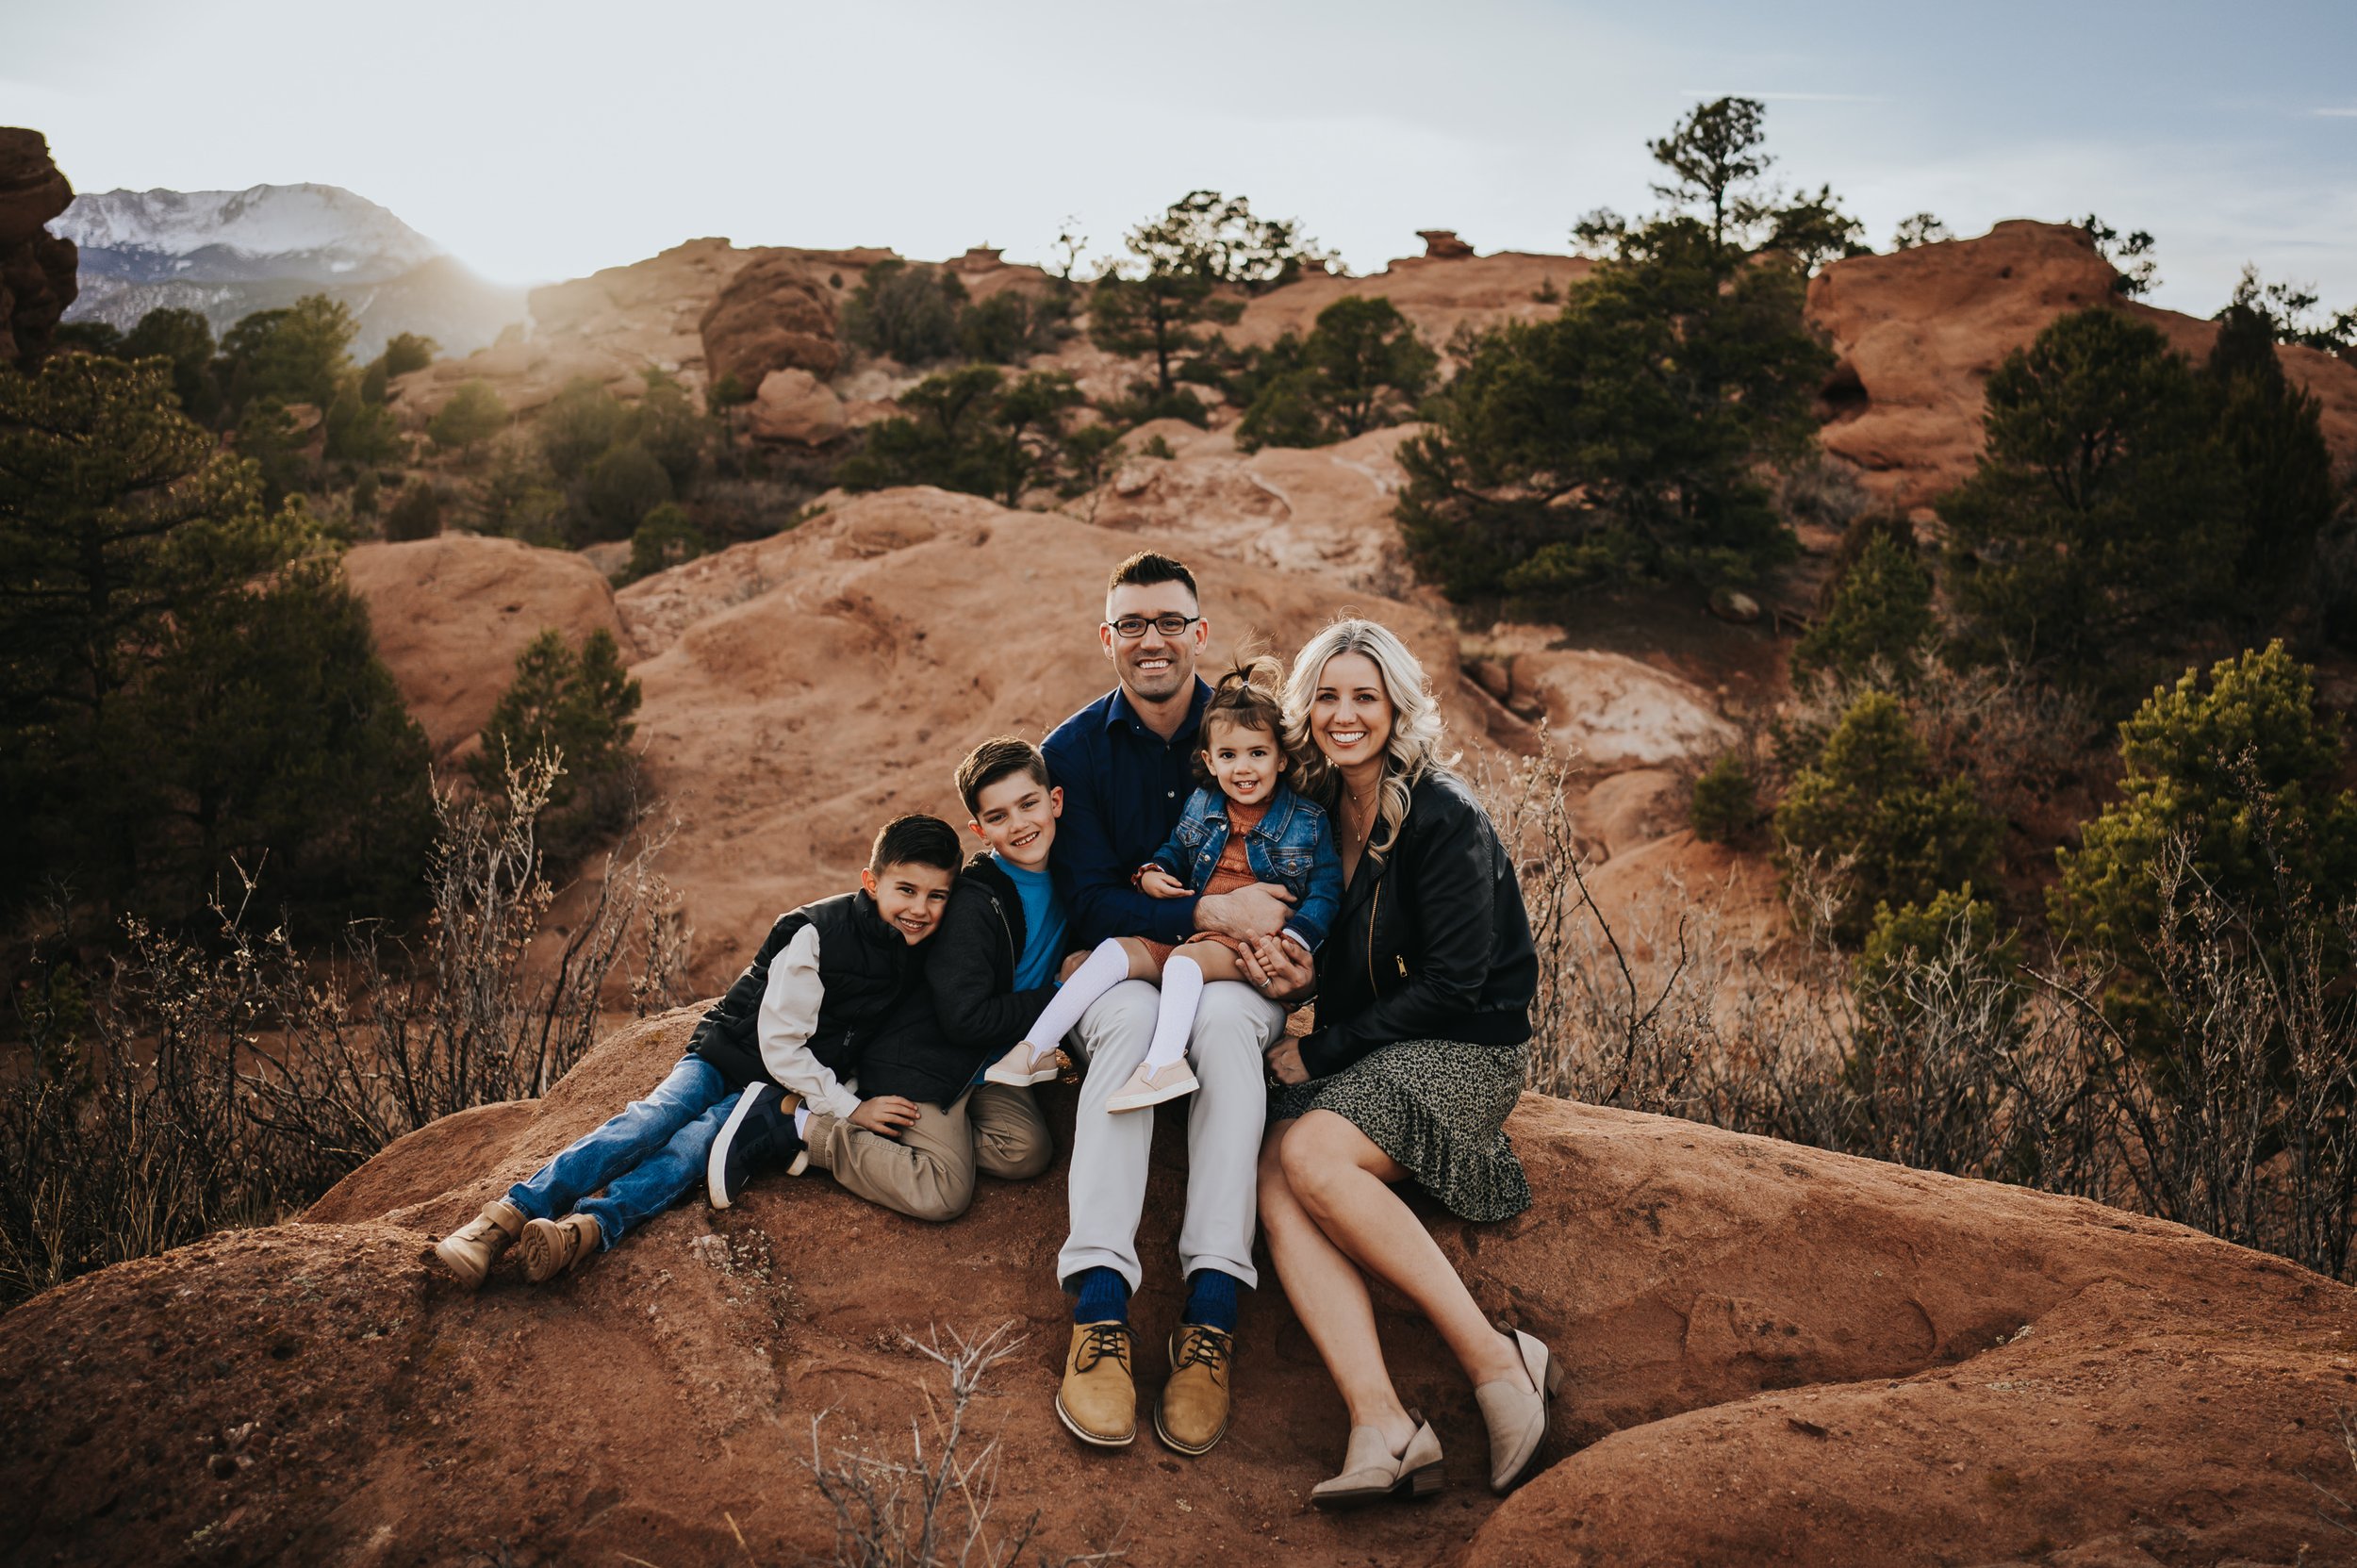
[1106,1059,1198,1113]
[984,1041,1065,1086]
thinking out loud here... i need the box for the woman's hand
[1240,933,1315,1003]
[1137,867,1188,900]
[1263,1037,1310,1086]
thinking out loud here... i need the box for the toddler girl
[986,657,1343,1111]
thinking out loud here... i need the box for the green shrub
[381,332,438,378]
[1792,524,1936,684]
[220,295,356,413]
[1845,883,2021,1099]
[1235,369,1328,452]
[2206,302,2336,606]
[427,379,508,452]
[324,383,401,465]
[626,502,705,582]
[538,377,627,480]
[834,367,1084,507]
[1300,295,1437,437]
[468,627,643,858]
[581,440,673,542]
[383,482,442,541]
[123,306,222,423]
[842,260,967,364]
[626,369,707,487]
[2052,641,2357,1047]
[1774,691,2001,943]
[471,438,566,545]
[1689,752,1758,844]
[957,290,1068,363]
[233,397,315,509]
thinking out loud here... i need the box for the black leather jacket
[1298,768,1537,1080]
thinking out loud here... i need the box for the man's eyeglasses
[1105,614,1202,639]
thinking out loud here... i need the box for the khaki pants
[802,1083,1052,1223]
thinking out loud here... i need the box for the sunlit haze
[6,0,2354,313]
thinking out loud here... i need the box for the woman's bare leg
[1257,1120,1419,1452]
[1277,1110,1529,1395]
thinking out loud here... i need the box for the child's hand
[1138,867,1188,900]
[849,1095,921,1137]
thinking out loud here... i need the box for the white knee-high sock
[1145,953,1206,1071]
[1023,937,1133,1051]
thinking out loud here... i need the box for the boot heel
[1405,1460,1444,1496]
[1544,1355,1567,1397]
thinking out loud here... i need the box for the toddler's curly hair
[1196,652,1289,785]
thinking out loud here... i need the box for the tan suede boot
[432,1198,525,1290]
[1056,1321,1136,1447]
[517,1213,602,1284]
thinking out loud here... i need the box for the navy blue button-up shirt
[1041,678,1211,949]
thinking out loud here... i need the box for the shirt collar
[1103,678,1211,743]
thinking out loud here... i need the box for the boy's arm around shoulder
[928,885,1057,1051]
[756,926,863,1119]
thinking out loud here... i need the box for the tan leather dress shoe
[1057,1321,1136,1447]
[1153,1325,1232,1455]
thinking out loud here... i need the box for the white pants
[1054,977,1285,1292]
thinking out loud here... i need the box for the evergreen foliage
[426,380,508,452]
[1774,691,2002,944]
[219,295,356,412]
[1689,751,1759,844]
[833,366,1086,507]
[581,440,672,542]
[383,482,442,541]
[122,308,222,422]
[842,260,967,365]
[1121,190,1329,291]
[1089,270,1243,398]
[626,502,705,582]
[2205,302,2337,604]
[538,378,628,481]
[1792,524,1937,684]
[1236,297,1438,452]
[1396,216,1828,596]
[468,627,643,858]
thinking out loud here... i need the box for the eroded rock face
[1806,220,2357,510]
[343,535,629,757]
[744,365,845,444]
[0,127,77,366]
[1228,248,1591,361]
[5,1009,2344,1568]
[697,252,841,392]
[612,487,1475,988]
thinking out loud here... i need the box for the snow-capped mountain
[55,183,445,284]
[52,183,525,360]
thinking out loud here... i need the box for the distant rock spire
[0,127,78,366]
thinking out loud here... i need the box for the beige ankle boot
[432,1198,525,1289]
[1475,1328,1565,1493]
[518,1213,602,1283]
[1309,1415,1442,1510]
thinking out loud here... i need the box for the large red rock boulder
[0,127,78,366]
[1228,246,1591,364]
[343,535,630,757]
[3,1008,2345,1567]
[698,252,842,393]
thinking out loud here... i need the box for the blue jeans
[506,1055,742,1250]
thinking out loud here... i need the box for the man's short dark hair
[955,735,1050,816]
[869,815,962,875]
[1108,550,1197,603]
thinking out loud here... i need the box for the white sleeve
[755,925,863,1120]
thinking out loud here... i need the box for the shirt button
[1167,790,1176,799]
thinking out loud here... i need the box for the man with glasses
[1039,550,1294,1458]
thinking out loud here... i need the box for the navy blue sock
[1182,1268,1243,1333]
[1072,1266,1129,1325]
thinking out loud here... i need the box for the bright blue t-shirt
[999,855,1066,991]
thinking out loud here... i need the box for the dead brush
[0,747,684,1303]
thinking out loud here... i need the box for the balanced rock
[745,366,846,444]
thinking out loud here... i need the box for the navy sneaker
[706,1084,808,1209]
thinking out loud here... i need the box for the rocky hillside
[3,1005,2349,1566]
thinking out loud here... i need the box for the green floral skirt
[1270,1039,1531,1222]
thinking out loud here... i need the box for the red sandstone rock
[697,251,842,393]
[744,365,846,444]
[4,1009,2344,1567]
[0,127,77,365]
[343,535,630,757]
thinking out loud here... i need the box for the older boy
[431,815,962,1286]
[704,737,1069,1219]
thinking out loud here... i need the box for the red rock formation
[1416,228,1477,259]
[0,128,78,366]
[697,252,842,392]
[1807,220,2357,510]
[342,536,630,758]
[3,1007,2344,1566]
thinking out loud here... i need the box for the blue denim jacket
[1145,782,1344,951]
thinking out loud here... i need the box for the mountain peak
[53,182,443,283]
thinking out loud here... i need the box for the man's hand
[1138,867,1189,900]
[1240,933,1315,1002]
[848,1095,921,1136]
[1195,883,1295,941]
[1264,1037,1310,1086]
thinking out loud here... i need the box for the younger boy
[431,815,963,1287]
[706,735,1073,1219]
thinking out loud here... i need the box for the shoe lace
[1075,1322,1130,1372]
[1173,1327,1229,1375]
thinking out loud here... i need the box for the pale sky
[5,0,2354,318]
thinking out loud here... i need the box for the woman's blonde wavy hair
[1282,618,1453,857]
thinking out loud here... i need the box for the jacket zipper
[1365,879,1382,999]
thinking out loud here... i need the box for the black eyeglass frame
[1103,614,1204,639]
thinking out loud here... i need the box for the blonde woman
[1239,618,1558,1508]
